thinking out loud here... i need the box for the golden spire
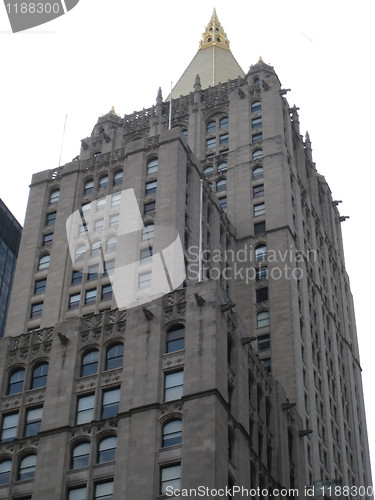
[199,8,230,51]
[109,106,117,115]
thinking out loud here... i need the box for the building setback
[0,10,372,500]
[0,199,21,338]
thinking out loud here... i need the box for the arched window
[217,162,227,173]
[31,363,48,389]
[251,101,261,113]
[254,77,260,85]
[252,149,263,161]
[147,158,158,175]
[203,166,214,177]
[219,116,228,129]
[255,244,267,261]
[0,459,12,485]
[81,349,99,377]
[216,179,227,192]
[106,343,124,371]
[257,311,270,328]
[142,223,154,241]
[83,180,94,196]
[97,435,117,463]
[49,189,60,204]
[71,442,90,469]
[18,454,36,480]
[113,170,123,187]
[162,419,182,447]
[252,166,263,180]
[7,368,25,395]
[106,236,117,253]
[75,245,86,261]
[38,254,50,270]
[90,241,102,257]
[166,324,185,353]
[182,129,188,140]
[99,175,108,190]
[206,121,216,133]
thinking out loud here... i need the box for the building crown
[199,8,230,51]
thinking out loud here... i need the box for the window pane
[46,212,56,226]
[252,117,262,128]
[142,224,154,240]
[84,180,94,195]
[81,350,99,377]
[31,363,48,389]
[254,222,266,235]
[99,175,108,189]
[206,121,216,133]
[253,203,265,217]
[98,436,117,463]
[31,302,43,319]
[72,442,90,469]
[101,284,113,300]
[87,264,99,281]
[161,464,181,495]
[255,245,267,261]
[251,101,261,113]
[19,454,36,480]
[257,311,270,328]
[69,293,81,309]
[206,137,216,149]
[219,133,229,144]
[252,149,263,161]
[0,460,12,485]
[25,407,42,437]
[34,278,47,294]
[8,369,25,395]
[252,167,263,180]
[138,272,151,288]
[166,325,185,353]
[76,395,94,424]
[113,170,123,187]
[38,255,50,270]
[144,202,155,215]
[216,179,227,192]
[102,388,120,419]
[145,181,157,195]
[203,166,214,177]
[106,237,117,252]
[1,413,19,442]
[140,247,153,264]
[164,371,183,402]
[95,480,114,500]
[252,132,263,142]
[253,185,264,198]
[85,289,97,304]
[163,420,182,447]
[106,343,123,370]
[111,193,121,206]
[49,189,60,204]
[220,116,228,129]
[68,486,87,500]
[147,159,158,175]
[42,233,53,247]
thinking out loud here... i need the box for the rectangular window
[144,202,155,215]
[140,247,153,264]
[1,412,19,442]
[164,370,184,402]
[256,287,268,303]
[24,406,43,437]
[258,334,270,351]
[85,289,97,305]
[68,486,87,500]
[30,302,43,319]
[104,260,115,276]
[252,132,263,142]
[69,293,81,309]
[101,284,113,301]
[219,133,229,144]
[206,137,216,149]
[253,203,265,217]
[161,463,181,495]
[42,232,53,247]
[76,394,95,424]
[138,272,151,288]
[253,185,264,198]
[111,193,121,207]
[87,264,99,281]
[254,221,266,235]
[145,181,157,196]
[102,388,120,419]
[219,197,227,209]
[95,481,114,500]
[110,214,119,227]
[72,270,83,285]
[252,117,262,128]
[46,212,56,226]
[34,279,46,295]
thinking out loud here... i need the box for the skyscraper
[0,199,21,338]
[0,10,372,499]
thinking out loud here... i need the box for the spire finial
[199,9,230,51]
[109,106,117,115]
[258,56,264,64]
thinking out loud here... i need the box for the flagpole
[169,81,172,130]
[198,178,203,282]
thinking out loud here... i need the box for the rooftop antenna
[168,82,172,130]
[58,114,68,167]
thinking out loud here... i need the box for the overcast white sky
[1,0,374,477]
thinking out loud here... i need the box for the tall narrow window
[206,121,216,133]
[164,370,184,402]
[113,170,123,187]
[83,180,94,196]
[42,232,53,247]
[95,480,114,500]
[7,368,25,395]
[101,284,113,301]
[24,407,43,437]
[206,137,216,149]
[253,184,264,198]
[203,166,214,177]
[71,442,90,469]
[30,302,43,319]
[102,388,120,419]
[147,158,158,175]
[216,179,227,192]
[252,167,263,180]
[18,454,36,480]
[97,436,117,463]
[90,241,102,257]
[31,363,48,389]
[99,175,108,190]
[251,101,261,113]
[34,278,47,295]
[106,343,123,371]
[38,254,50,270]
[257,311,270,328]
[138,272,151,288]
[219,197,227,209]
[142,223,154,240]
[145,181,157,195]
[81,350,99,377]
[258,335,270,351]
[160,463,181,495]
[252,117,262,129]
[69,293,81,310]
[76,394,95,424]
[220,116,228,129]
[1,413,19,442]
[106,236,117,253]
[166,324,185,353]
[0,459,12,485]
[46,212,56,226]
[252,149,263,161]
[68,486,87,500]
[144,201,155,215]
[219,133,229,145]
[252,132,263,142]
[49,189,60,204]
[162,420,182,447]
[111,193,121,207]
[255,244,267,261]
[85,289,97,305]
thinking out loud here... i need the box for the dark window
[254,221,266,235]
[164,370,184,402]
[147,158,158,175]
[87,264,99,281]
[81,350,99,377]
[69,293,80,309]
[46,212,56,226]
[166,324,185,353]
[113,170,123,187]
[219,133,229,145]
[34,278,47,295]
[252,132,263,142]
[252,149,263,161]
[42,232,53,247]
[253,185,264,198]
[106,343,123,371]
[206,137,216,149]
[145,181,157,195]
[1,413,19,442]
[102,388,120,419]
[7,368,25,395]
[31,363,48,389]
[256,287,268,303]
[30,302,43,319]
[101,284,113,301]
[256,267,268,281]
[18,454,36,480]
[162,419,182,447]
[144,201,155,215]
[262,358,271,373]
[251,101,261,113]
[252,117,262,128]
[0,459,12,485]
[258,335,270,351]
[24,406,42,437]
[85,289,97,305]
[98,436,117,463]
[72,270,83,285]
[76,394,95,424]
[71,442,90,469]
[111,193,121,207]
